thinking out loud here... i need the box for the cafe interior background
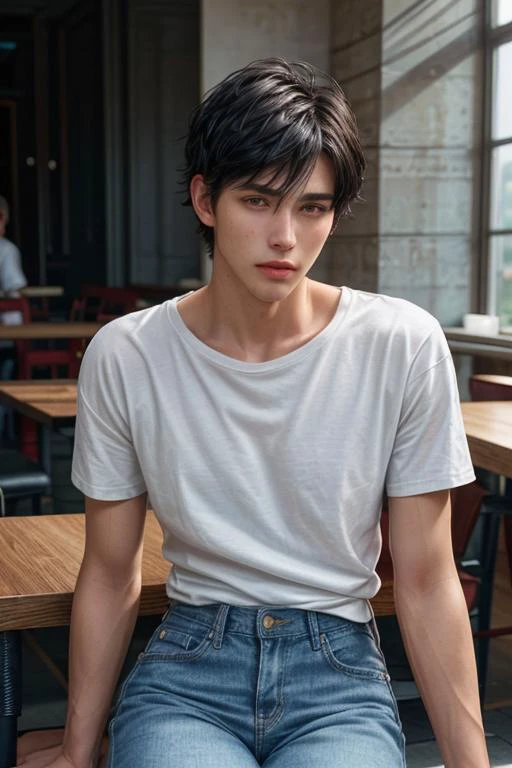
[1,0,512,766]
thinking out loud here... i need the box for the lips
[257,261,297,270]
[256,262,297,279]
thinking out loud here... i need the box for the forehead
[229,153,336,196]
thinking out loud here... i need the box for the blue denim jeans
[107,601,406,767]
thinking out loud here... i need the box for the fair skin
[22,155,489,767]
[178,153,341,362]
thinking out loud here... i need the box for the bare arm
[59,493,148,768]
[389,490,490,768]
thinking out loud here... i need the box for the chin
[250,286,296,304]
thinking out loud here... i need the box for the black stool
[0,449,50,516]
[0,449,50,767]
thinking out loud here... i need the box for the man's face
[209,153,336,303]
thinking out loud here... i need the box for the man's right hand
[15,741,107,768]
[15,746,80,768]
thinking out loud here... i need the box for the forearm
[395,574,489,768]
[61,560,142,768]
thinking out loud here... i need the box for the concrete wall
[201,0,331,90]
[379,0,482,326]
[329,0,383,292]
[330,0,483,330]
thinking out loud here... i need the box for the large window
[486,1,512,326]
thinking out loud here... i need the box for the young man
[39,59,488,768]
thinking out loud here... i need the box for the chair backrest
[450,482,488,559]
[0,297,31,323]
[469,375,512,401]
[76,284,139,321]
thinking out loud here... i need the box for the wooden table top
[0,512,169,631]
[0,322,102,340]
[0,380,77,424]
[0,512,395,631]
[21,286,64,298]
[461,400,512,478]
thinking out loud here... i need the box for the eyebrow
[236,183,335,203]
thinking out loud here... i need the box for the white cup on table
[463,313,500,335]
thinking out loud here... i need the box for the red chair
[0,296,80,379]
[71,284,139,322]
[469,373,512,588]
[0,296,31,377]
[469,374,512,403]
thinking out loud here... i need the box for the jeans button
[159,630,167,639]
[263,615,275,629]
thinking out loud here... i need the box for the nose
[269,208,296,252]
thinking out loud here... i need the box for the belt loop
[211,604,230,649]
[306,611,321,651]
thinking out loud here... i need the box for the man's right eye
[244,197,267,207]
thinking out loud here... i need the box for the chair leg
[0,631,22,768]
[503,516,512,588]
[476,505,502,702]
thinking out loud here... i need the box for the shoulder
[0,237,21,261]
[345,287,447,356]
[347,288,440,333]
[82,301,172,370]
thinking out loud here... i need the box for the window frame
[481,1,512,319]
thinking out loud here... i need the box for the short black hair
[182,57,365,255]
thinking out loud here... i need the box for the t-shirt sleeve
[385,324,475,497]
[0,241,27,293]
[71,326,147,501]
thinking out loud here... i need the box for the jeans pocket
[141,614,213,662]
[319,625,390,681]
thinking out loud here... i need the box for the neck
[206,269,314,349]
[177,255,341,363]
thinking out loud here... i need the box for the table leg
[0,630,22,768]
[38,425,52,479]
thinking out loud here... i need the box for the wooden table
[0,512,168,632]
[0,322,101,341]
[21,287,64,299]
[461,400,512,700]
[0,380,77,476]
[461,400,512,478]
[0,511,393,767]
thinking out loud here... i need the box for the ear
[189,174,216,227]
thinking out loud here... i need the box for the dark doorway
[0,1,106,293]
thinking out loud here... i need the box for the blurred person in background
[0,195,27,439]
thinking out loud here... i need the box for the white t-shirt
[0,237,27,326]
[72,286,475,622]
